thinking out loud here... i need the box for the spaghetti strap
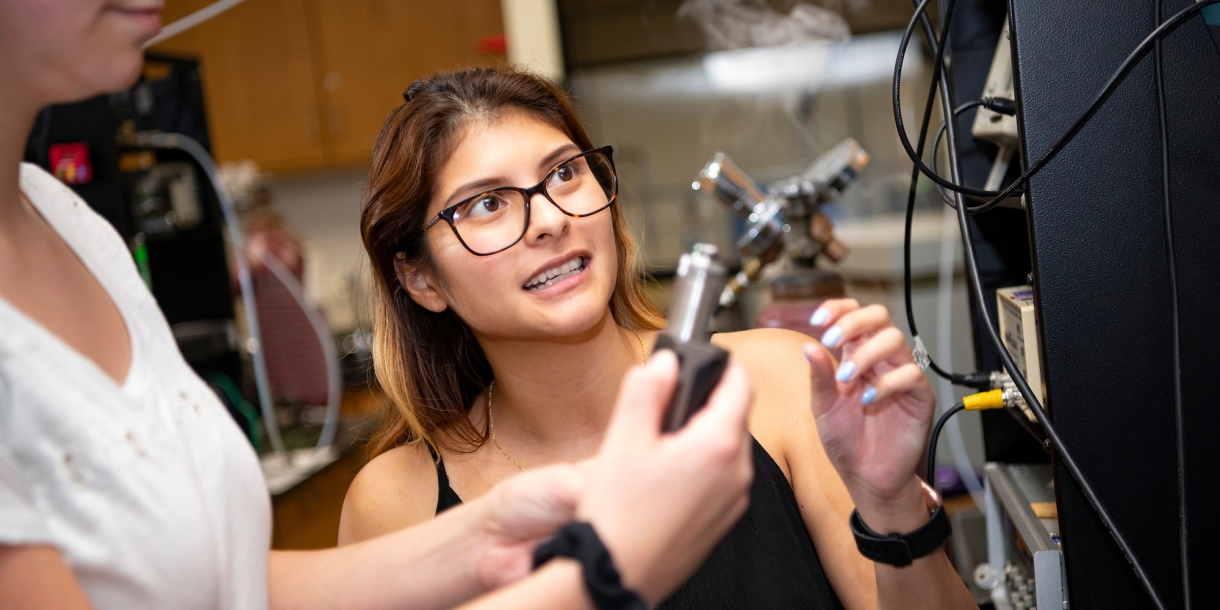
[424,442,464,514]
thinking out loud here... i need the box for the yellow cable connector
[963,389,1006,411]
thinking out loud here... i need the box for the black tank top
[429,436,843,609]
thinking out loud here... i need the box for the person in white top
[0,2,755,609]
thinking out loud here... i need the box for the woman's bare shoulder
[711,329,821,472]
[712,327,817,362]
[712,327,821,405]
[338,441,440,546]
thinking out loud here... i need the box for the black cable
[897,0,991,388]
[893,0,1015,200]
[899,5,1036,449]
[954,167,1171,610]
[900,0,960,382]
[929,100,1014,208]
[999,397,1050,451]
[926,402,1047,488]
[892,0,1019,389]
[965,0,1219,213]
[930,121,954,207]
[929,102,985,207]
[926,403,965,486]
[1151,0,1189,603]
[896,0,1220,214]
[896,0,996,390]
[946,96,1170,610]
[910,1,1170,604]
[901,16,1185,605]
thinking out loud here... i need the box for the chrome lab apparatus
[653,243,730,432]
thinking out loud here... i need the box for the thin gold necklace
[488,329,648,472]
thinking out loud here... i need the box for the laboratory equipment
[692,139,866,336]
[652,243,730,432]
[909,0,1220,604]
[977,463,1066,610]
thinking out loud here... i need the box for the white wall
[264,168,371,334]
[501,0,564,81]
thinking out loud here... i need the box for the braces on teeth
[526,257,585,290]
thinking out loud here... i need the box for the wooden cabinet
[155,0,327,173]
[155,0,504,173]
[307,0,506,166]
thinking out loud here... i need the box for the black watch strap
[532,522,648,610]
[850,505,951,567]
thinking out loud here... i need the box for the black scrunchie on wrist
[532,522,648,610]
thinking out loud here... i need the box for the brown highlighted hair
[361,67,663,457]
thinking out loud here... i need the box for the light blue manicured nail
[820,326,843,348]
[862,385,877,404]
[809,307,830,326]
[836,360,857,382]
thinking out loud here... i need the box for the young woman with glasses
[342,67,976,609]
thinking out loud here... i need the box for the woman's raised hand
[804,299,938,532]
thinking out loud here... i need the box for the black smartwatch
[849,483,951,567]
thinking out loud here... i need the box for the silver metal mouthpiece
[665,244,728,344]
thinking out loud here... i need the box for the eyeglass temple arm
[423,212,446,230]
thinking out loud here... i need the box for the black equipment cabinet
[1005,0,1220,606]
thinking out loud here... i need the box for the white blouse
[0,163,271,609]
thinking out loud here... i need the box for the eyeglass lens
[449,151,615,255]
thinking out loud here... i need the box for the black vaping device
[654,243,731,432]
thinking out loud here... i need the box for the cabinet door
[155,0,327,173]
[306,0,506,167]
